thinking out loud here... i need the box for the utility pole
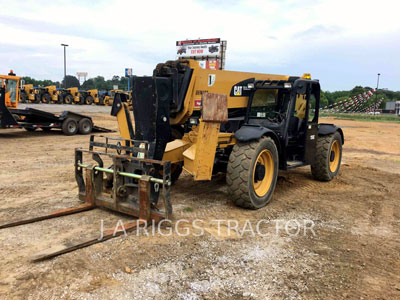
[61,44,69,88]
[374,73,380,115]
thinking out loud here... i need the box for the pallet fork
[0,135,172,261]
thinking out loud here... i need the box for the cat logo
[208,74,216,87]
[233,86,243,96]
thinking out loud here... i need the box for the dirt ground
[0,105,399,300]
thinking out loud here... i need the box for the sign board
[176,38,221,58]
[125,68,132,77]
[198,60,220,70]
[113,85,118,90]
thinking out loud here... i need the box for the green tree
[61,75,80,88]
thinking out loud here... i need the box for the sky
[0,0,399,91]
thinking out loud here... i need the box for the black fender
[318,123,344,144]
[234,125,281,153]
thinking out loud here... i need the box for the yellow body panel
[183,121,221,180]
[171,59,291,125]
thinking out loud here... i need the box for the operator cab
[245,78,320,169]
[0,71,20,108]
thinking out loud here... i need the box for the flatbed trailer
[1,86,112,135]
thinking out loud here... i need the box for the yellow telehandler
[20,83,40,103]
[0,60,344,260]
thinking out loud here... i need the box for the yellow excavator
[0,60,344,260]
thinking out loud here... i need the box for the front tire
[311,132,342,181]
[227,137,279,209]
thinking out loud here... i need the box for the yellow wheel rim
[329,140,340,173]
[253,149,274,197]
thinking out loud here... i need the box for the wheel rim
[253,149,274,197]
[83,122,90,132]
[329,140,340,173]
[68,122,76,133]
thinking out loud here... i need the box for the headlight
[284,83,292,89]
[189,118,199,125]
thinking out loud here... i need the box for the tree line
[21,75,399,108]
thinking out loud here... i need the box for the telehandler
[81,89,100,105]
[38,85,62,104]
[0,60,343,260]
[20,83,40,103]
[61,87,84,104]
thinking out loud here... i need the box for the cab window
[294,94,307,120]
[7,79,18,103]
[249,89,289,120]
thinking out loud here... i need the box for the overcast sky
[1,0,399,91]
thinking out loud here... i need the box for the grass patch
[320,113,400,123]
[182,207,193,213]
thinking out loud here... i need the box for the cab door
[304,83,320,164]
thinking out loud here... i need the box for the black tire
[85,95,94,105]
[226,137,279,209]
[62,118,78,135]
[78,96,85,105]
[78,118,93,134]
[42,93,51,104]
[24,127,37,132]
[20,91,28,103]
[34,94,41,103]
[311,132,342,181]
[64,94,73,104]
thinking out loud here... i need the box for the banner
[176,38,221,58]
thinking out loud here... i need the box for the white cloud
[0,0,399,90]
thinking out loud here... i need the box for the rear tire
[85,95,94,105]
[311,132,342,181]
[42,93,51,104]
[33,94,41,103]
[78,118,93,134]
[20,91,28,103]
[62,118,78,135]
[64,94,73,104]
[227,137,279,209]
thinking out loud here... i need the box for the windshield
[249,89,289,121]
[6,79,18,103]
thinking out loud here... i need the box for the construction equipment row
[1,71,113,135]
[19,84,130,106]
